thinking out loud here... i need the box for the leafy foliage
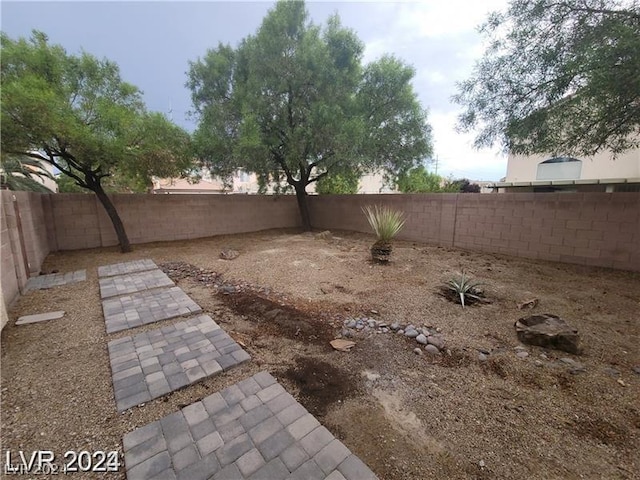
[0,156,54,192]
[447,178,481,193]
[454,0,640,156]
[188,0,432,229]
[445,271,485,308]
[396,165,447,193]
[1,31,193,251]
[362,205,406,243]
[316,169,360,194]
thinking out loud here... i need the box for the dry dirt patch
[2,228,639,479]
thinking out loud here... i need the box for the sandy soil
[2,228,639,479]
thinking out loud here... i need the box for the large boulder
[514,314,581,354]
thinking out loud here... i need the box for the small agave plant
[362,205,406,263]
[446,271,484,308]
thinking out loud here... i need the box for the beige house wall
[506,149,640,182]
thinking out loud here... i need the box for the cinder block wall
[50,194,301,249]
[309,192,640,271]
[2,191,638,330]
[1,190,52,329]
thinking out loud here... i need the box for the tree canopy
[454,0,640,157]
[188,0,432,228]
[1,31,193,252]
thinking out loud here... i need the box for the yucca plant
[362,205,406,262]
[445,271,484,308]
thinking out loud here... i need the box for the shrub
[445,271,485,308]
[362,205,406,243]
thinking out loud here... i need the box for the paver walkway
[123,371,378,480]
[99,269,175,299]
[103,287,202,333]
[108,315,251,411]
[25,270,86,291]
[98,259,158,278]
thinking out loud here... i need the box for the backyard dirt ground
[2,228,639,479]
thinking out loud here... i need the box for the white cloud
[429,111,507,181]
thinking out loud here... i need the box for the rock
[633,366,640,375]
[390,323,401,331]
[516,351,529,359]
[219,249,239,260]
[315,230,332,241]
[425,344,441,355]
[478,353,488,362]
[534,360,544,367]
[514,346,527,351]
[405,329,419,338]
[514,314,581,354]
[381,328,389,333]
[416,334,428,345]
[330,339,355,352]
[220,285,236,294]
[478,348,490,355]
[368,319,377,328]
[356,324,364,330]
[413,348,423,356]
[397,329,405,335]
[427,336,445,350]
[416,328,424,335]
[603,367,619,377]
[345,319,357,329]
[341,328,353,338]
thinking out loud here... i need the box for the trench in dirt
[161,261,362,419]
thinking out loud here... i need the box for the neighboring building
[491,147,640,192]
[153,169,393,194]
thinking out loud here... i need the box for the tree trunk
[93,183,132,253]
[294,183,312,231]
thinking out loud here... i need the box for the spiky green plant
[362,205,406,243]
[446,271,484,308]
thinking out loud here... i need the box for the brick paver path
[99,269,175,299]
[25,270,86,291]
[108,315,251,411]
[123,372,378,480]
[98,259,158,278]
[103,287,202,334]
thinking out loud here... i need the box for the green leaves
[1,30,192,192]
[188,0,432,196]
[445,272,485,308]
[362,205,406,243]
[454,0,640,157]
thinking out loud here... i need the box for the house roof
[491,177,640,188]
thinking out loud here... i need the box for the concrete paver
[25,270,86,291]
[108,315,250,411]
[98,259,158,278]
[122,372,378,480]
[103,286,202,333]
[16,311,65,325]
[99,269,175,299]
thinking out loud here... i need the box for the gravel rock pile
[341,317,446,354]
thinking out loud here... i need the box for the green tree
[396,165,443,193]
[448,178,481,193]
[316,169,360,194]
[454,0,640,156]
[1,31,193,252]
[188,0,432,229]
[0,156,55,192]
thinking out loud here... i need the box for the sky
[1,0,510,181]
